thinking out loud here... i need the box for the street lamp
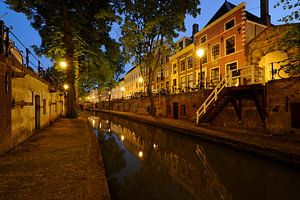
[196,48,205,89]
[120,87,125,99]
[63,83,69,90]
[60,61,67,69]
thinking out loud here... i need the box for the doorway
[35,95,41,130]
[173,102,178,119]
[291,102,300,128]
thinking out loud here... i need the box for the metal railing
[196,65,265,124]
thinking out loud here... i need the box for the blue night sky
[0,0,297,74]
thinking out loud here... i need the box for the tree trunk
[147,66,156,116]
[62,0,78,118]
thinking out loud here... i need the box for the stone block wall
[0,55,64,155]
[265,78,300,134]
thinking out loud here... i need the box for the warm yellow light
[63,84,69,90]
[138,77,143,83]
[196,48,204,58]
[138,151,143,158]
[60,61,67,68]
[121,87,125,91]
[92,119,95,127]
[121,135,125,141]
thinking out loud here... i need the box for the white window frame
[224,17,236,31]
[211,43,220,60]
[225,35,236,55]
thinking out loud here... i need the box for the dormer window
[200,35,207,44]
[225,18,235,30]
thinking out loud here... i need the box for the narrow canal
[89,113,300,200]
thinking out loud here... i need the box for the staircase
[196,65,265,124]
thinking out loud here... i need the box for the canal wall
[94,78,300,135]
[0,54,64,155]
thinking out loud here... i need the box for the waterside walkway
[0,114,110,200]
[95,109,300,167]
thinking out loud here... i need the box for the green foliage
[274,0,300,22]
[120,0,200,115]
[5,0,124,94]
[274,0,300,73]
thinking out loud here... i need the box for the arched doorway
[259,51,289,82]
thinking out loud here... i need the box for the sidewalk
[97,110,300,167]
[0,114,110,200]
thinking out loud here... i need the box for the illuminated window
[212,44,220,60]
[180,59,185,71]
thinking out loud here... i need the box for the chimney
[260,0,271,26]
[192,23,199,36]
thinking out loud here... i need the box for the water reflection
[89,114,300,200]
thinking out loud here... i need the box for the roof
[204,1,262,28]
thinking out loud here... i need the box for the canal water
[89,113,300,200]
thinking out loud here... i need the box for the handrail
[196,65,264,124]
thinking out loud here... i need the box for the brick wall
[0,55,12,155]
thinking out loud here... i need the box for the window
[180,59,185,71]
[226,36,235,55]
[173,63,177,74]
[181,105,186,116]
[165,66,169,78]
[160,67,164,80]
[187,56,193,69]
[226,62,238,75]
[212,44,220,60]
[200,35,207,43]
[180,76,186,90]
[173,78,177,86]
[188,74,193,89]
[211,67,220,86]
[226,62,239,85]
[43,99,46,114]
[225,19,235,30]
[166,81,169,90]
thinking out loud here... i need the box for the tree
[5,0,123,117]
[274,0,300,74]
[120,0,200,116]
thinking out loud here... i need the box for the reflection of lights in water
[121,135,125,141]
[99,123,102,129]
[92,119,95,127]
[138,151,143,158]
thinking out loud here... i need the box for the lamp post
[196,48,205,89]
[120,87,125,99]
